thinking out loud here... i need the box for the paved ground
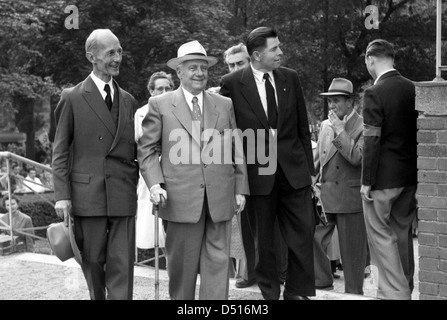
[0,239,418,301]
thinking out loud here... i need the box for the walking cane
[153,194,166,300]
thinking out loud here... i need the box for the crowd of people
[46,26,419,301]
[0,163,53,195]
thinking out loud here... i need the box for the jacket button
[106,174,111,179]
[99,136,103,140]
[200,184,205,188]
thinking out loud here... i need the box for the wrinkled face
[4,199,18,215]
[328,96,353,119]
[150,78,173,97]
[226,52,250,73]
[177,60,208,95]
[256,37,283,71]
[89,34,122,82]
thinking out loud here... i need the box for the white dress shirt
[181,87,203,114]
[90,72,114,102]
[250,64,278,117]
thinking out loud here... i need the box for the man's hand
[150,185,168,206]
[235,194,246,215]
[360,185,373,202]
[328,110,347,136]
[54,200,72,227]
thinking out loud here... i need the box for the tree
[0,0,56,160]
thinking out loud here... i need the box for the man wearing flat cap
[313,78,367,294]
[137,40,249,300]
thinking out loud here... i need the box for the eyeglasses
[154,86,173,92]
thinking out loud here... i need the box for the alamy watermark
[167,124,277,176]
[364,5,380,30]
[64,5,79,29]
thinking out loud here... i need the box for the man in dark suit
[360,39,418,300]
[52,29,140,300]
[313,78,367,294]
[220,27,316,300]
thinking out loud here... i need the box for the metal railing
[1,151,163,267]
[0,151,53,253]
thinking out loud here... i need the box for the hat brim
[47,218,82,265]
[167,55,218,70]
[68,217,82,265]
[319,92,354,97]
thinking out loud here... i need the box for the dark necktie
[263,73,278,129]
[104,84,112,111]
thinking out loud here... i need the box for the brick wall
[416,81,447,300]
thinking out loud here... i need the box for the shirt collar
[250,63,274,84]
[374,69,395,85]
[90,71,114,95]
[181,86,203,110]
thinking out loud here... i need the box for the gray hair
[223,43,249,62]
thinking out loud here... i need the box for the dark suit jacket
[220,66,314,195]
[52,76,140,217]
[314,111,363,213]
[361,70,418,190]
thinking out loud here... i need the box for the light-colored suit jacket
[137,88,249,223]
[314,111,363,214]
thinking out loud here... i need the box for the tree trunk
[13,96,35,161]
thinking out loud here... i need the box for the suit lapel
[240,67,270,131]
[321,122,336,167]
[344,111,361,137]
[202,91,219,147]
[82,76,116,137]
[171,88,201,146]
[273,68,288,130]
[110,80,128,152]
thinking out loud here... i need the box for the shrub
[0,192,59,238]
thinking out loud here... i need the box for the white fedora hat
[320,78,354,97]
[167,40,218,70]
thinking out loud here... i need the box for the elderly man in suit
[361,39,418,300]
[220,27,316,300]
[313,78,367,294]
[52,29,140,300]
[138,40,249,300]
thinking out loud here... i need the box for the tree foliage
[1,0,446,147]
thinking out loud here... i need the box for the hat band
[328,89,353,95]
[185,52,207,57]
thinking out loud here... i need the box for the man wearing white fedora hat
[313,78,367,294]
[138,40,249,300]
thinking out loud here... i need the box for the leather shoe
[283,291,310,300]
[235,278,257,288]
